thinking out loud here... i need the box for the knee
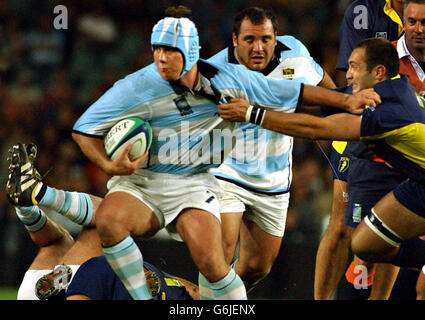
[239,257,274,283]
[324,221,352,246]
[351,234,376,263]
[95,205,127,242]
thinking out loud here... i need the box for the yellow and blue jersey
[360,75,425,184]
[65,256,193,300]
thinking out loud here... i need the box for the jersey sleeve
[72,70,152,137]
[236,66,302,113]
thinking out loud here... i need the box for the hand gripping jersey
[66,256,193,300]
[208,36,324,194]
[73,59,302,177]
[360,74,425,184]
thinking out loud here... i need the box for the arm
[318,70,337,89]
[301,85,380,114]
[72,132,148,176]
[261,111,361,141]
[218,103,361,141]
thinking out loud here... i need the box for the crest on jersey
[281,67,295,79]
[338,156,350,173]
[375,32,388,39]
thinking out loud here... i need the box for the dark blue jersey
[360,75,425,184]
[66,256,194,300]
[336,0,403,71]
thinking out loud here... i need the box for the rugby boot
[145,269,161,296]
[6,142,43,206]
[35,264,73,300]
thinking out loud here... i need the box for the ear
[373,65,387,81]
[232,33,238,47]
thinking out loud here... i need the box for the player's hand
[107,143,149,175]
[347,88,381,114]
[218,98,250,122]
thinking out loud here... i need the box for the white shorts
[17,265,80,300]
[217,179,290,237]
[107,171,222,241]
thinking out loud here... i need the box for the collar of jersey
[383,0,404,37]
[169,60,222,104]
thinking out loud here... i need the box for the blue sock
[198,268,247,300]
[36,184,92,226]
[15,206,47,232]
[103,236,151,300]
[391,238,425,269]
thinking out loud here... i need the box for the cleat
[145,269,161,296]
[35,264,72,300]
[6,142,42,206]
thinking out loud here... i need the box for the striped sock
[35,183,92,226]
[198,268,247,300]
[103,236,152,300]
[15,206,47,232]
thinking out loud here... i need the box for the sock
[102,236,151,300]
[15,206,47,232]
[35,184,92,226]
[389,267,420,300]
[341,262,374,300]
[198,268,247,300]
[391,238,425,269]
[243,279,261,293]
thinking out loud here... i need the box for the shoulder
[208,47,229,64]
[277,35,310,58]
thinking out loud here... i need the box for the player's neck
[391,0,403,18]
[178,64,199,90]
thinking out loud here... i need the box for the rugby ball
[104,117,152,161]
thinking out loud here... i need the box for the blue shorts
[330,144,351,181]
[393,180,425,218]
[345,157,407,227]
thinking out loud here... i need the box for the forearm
[261,111,360,141]
[72,132,112,174]
[301,85,350,110]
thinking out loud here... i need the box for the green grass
[0,287,18,300]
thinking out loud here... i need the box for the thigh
[239,218,282,264]
[97,191,160,243]
[373,191,425,240]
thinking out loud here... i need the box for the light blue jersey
[209,36,324,194]
[73,59,302,176]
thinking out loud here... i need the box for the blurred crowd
[0,0,352,294]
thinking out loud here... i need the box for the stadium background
[0,0,353,299]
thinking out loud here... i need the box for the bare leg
[314,180,352,299]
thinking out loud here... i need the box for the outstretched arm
[218,103,362,141]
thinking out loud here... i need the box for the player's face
[404,3,425,51]
[233,18,277,72]
[153,46,184,81]
[346,47,376,93]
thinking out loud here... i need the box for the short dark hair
[165,5,192,18]
[232,7,277,36]
[404,0,425,14]
[354,38,400,78]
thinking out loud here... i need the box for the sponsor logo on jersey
[338,156,350,173]
[281,67,295,79]
[375,31,388,39]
